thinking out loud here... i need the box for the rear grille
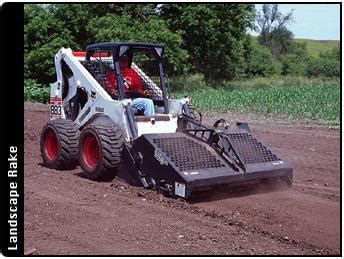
[227,132,280,164]
[153,136,225,171]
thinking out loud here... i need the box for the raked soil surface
[24,102,341,255]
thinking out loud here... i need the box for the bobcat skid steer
[40,42,293,199]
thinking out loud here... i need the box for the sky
[250,4,341,40]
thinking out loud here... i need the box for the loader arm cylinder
[159,62,169,114]
[113,60,126,101]
[114,56,138,138]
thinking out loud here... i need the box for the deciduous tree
[160,4,256,80]
[256,4,294,57]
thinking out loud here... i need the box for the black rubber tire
[40,119,79,169]
[78,123,124,180]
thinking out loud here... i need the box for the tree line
[24,3,340,89]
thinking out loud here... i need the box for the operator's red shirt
[105,68,143,94]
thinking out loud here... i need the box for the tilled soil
[24,102,341,255]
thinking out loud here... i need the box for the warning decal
[175,182,185,198]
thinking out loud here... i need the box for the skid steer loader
[40,42,292,199]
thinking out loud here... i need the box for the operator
[105,56,155,116]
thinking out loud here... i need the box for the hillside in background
[251,36,339,58]
[294,38,339,57]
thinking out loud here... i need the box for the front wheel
[78,124,124,180]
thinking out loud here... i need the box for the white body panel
[136,115,178,137]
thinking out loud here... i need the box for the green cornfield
[172,78,340,126]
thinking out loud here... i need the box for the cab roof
[86,42,165,60]
[86,42,164,51]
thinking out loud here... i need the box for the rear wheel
[79,123,124,180]
[40,119,79,169]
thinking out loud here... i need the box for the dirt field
[24,102,341,255]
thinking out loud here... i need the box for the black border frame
[1,2,341,256]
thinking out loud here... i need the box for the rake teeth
[187,183,259,201]
[188,190,211,201]
[230,183,257,193]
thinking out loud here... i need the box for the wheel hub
[44,129,58,160]
[83,134,99,169]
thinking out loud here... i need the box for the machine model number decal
[50,105,62,116]
[154,149,168,166]
[175,182,185,198]
[50,97,62,119]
